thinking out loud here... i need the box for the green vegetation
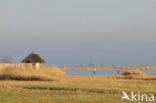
[0,88,122,103]
[0,75,155,103]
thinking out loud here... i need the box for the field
[0,67,155,103]
[0,76,155,103]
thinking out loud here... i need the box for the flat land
[61,66,156,70]
[0,76,155,103]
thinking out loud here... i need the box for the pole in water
[93,69,96,74]
[117,67,120,74]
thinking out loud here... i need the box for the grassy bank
[61,67,116,70]
[111,70,156,80]
[0,67,66,81]
[61,66,156,70]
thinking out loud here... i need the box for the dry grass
[122,70,149,76]
[0,76,155,103]
[110,70,156,80]
[0,76,155,93]
[61,66,156,70]
[120,66,156,70]
[0,67,66,81]
[61,67,116,70]
[132,66,156,70]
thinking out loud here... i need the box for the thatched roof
[21,51,46,63]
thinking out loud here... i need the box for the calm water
[64,70,156,76]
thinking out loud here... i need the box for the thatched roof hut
[21,51,46,63]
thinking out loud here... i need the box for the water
[142,70,156,75]
[64,70,156,76]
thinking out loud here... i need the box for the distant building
[21,51,46,68]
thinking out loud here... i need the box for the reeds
[122,70,149,76]
[112,70,156,80]
[61,66,156,70]
[61,67,116,70]
[0,67,66,81]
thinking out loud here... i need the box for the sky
[0,0,156,66]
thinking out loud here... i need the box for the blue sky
[0,0,156,66]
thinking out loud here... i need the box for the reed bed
[61,67,116,70]
[110,70,156,80]
[61,66,156,70]
[0,67,66,81]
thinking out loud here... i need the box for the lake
[64,70,156,76]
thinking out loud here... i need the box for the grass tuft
[110,70,156,80]
[122,70,149,76]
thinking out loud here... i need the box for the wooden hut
[21,51,46,68]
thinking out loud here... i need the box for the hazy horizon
[0,0,156,66]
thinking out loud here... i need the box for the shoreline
[60,67,156,70]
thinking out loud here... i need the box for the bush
[122,70,149,76]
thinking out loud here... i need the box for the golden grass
[120,66,156,70]
[61,66,156,70]
[122,70,148,76]
[110,70,156,80]
[0,67,66,81]
[0,76,155,93]
[61,67,116,70]
[0,77,155,103]
[132,66,156,70]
